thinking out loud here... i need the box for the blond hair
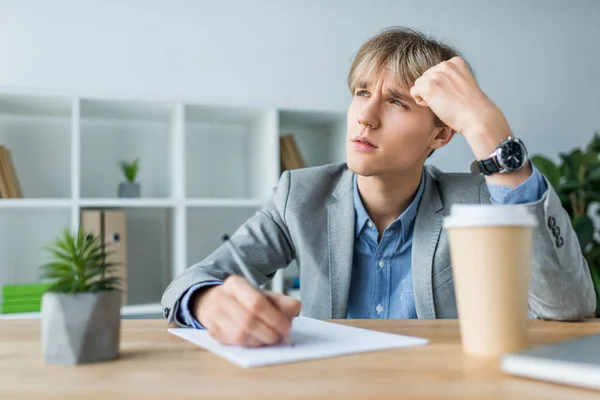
[348,27,472,127]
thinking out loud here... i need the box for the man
[161,27,596,347]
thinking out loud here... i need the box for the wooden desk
[1,319,599,399]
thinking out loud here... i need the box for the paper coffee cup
[444,204,538,357]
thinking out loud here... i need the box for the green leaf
[87,277,122,292]
[560,150,584,182]
[531,155,560,188]
[573,215,595,251]
[584,191,600,203]
[587,166,600,182]
[39,227,123,294]
[586,132,600,154]
[557,181,581,193]
[47,248,75,265]
[120,158,140,183]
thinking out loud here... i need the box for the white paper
[168,316,429,368]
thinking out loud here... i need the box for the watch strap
[477,157,500,176]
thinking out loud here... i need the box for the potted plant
[531,131,600,316]
[40,228,122,365]
[118,158,141,198]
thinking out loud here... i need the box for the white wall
[0,0,599,172]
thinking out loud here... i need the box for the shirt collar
[353,170,426,242]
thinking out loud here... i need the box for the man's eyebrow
[356,81,414,103]
[385,88,414,103]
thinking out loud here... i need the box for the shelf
[80,98,172,121]
[185,104,277,199]
[0,89,350,302]
[79,198,175,208]
[0,94,71,117]
[186,206,260,269]
[279,109,347,168]
[185,198,264,208]
[0,303,163,320]
[0,208,71,287]
[0,199,72,208]
[124,208,173,306]
[80,98,175,199]
[0,94,72,198]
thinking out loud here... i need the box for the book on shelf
[279,135,305,172]
[0,145,24,199]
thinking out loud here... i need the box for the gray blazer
[162,163,596,324]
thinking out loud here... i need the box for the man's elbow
[532,295,597,321]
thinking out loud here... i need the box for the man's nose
[357,100,380,129]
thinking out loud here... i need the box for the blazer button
[553,226,561,237]
[548,216,556,229]
[164,308,170,319]
[556,237,564,248]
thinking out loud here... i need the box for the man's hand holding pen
[191,275,301,347]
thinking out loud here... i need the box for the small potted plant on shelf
[118,158,141,198]
[40,228,122,365]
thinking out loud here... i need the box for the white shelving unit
[0,90,347,319]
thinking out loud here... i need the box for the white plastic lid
[443,204,538,229]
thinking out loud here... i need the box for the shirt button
[378,260,384,268]
[376,304,383,314]
[367,221,373,228]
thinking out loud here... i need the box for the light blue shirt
[179,165,548,327]
[346,165,548,319]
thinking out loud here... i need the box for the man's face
[346,68,441,177]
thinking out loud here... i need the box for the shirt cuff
[487,163,548,205]
[177,281,223,329]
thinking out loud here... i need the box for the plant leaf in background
[530,155,560,188]
[531,130,600,315]
[573,215,595,252]
[120,158,140,183]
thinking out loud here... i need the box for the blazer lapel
[412,167,445,319]
[327,168,355,319]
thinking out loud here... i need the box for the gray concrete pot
[41,291,121,365]
[118,182,140,198]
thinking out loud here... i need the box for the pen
[222,235,294,347]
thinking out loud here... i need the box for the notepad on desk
[168,316,429,368]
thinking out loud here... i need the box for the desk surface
[1,319,600,399]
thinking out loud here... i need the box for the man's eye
[356,90,369,97]
[392,100,408,109]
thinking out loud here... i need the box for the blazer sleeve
[161,170,296,325]
[492,174,597,320]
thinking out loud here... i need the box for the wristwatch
[470,136,528,176]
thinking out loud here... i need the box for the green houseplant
[531,132,600,315]
[40,228,122,365]
[118,158,141,198]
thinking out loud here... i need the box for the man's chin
[347,158,380,177]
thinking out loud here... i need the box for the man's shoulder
[287,163,348,181]
[283,163,350,204]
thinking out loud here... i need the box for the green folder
[1,296,43,306]
[1,302,42,314]
[1,283,51,299]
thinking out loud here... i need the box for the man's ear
[429,125,455,151]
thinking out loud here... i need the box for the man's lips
[352,136,378,148]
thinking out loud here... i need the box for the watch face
[498,139,526,170]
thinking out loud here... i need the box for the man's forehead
[357,77,413,99]
[356,69,411,90]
